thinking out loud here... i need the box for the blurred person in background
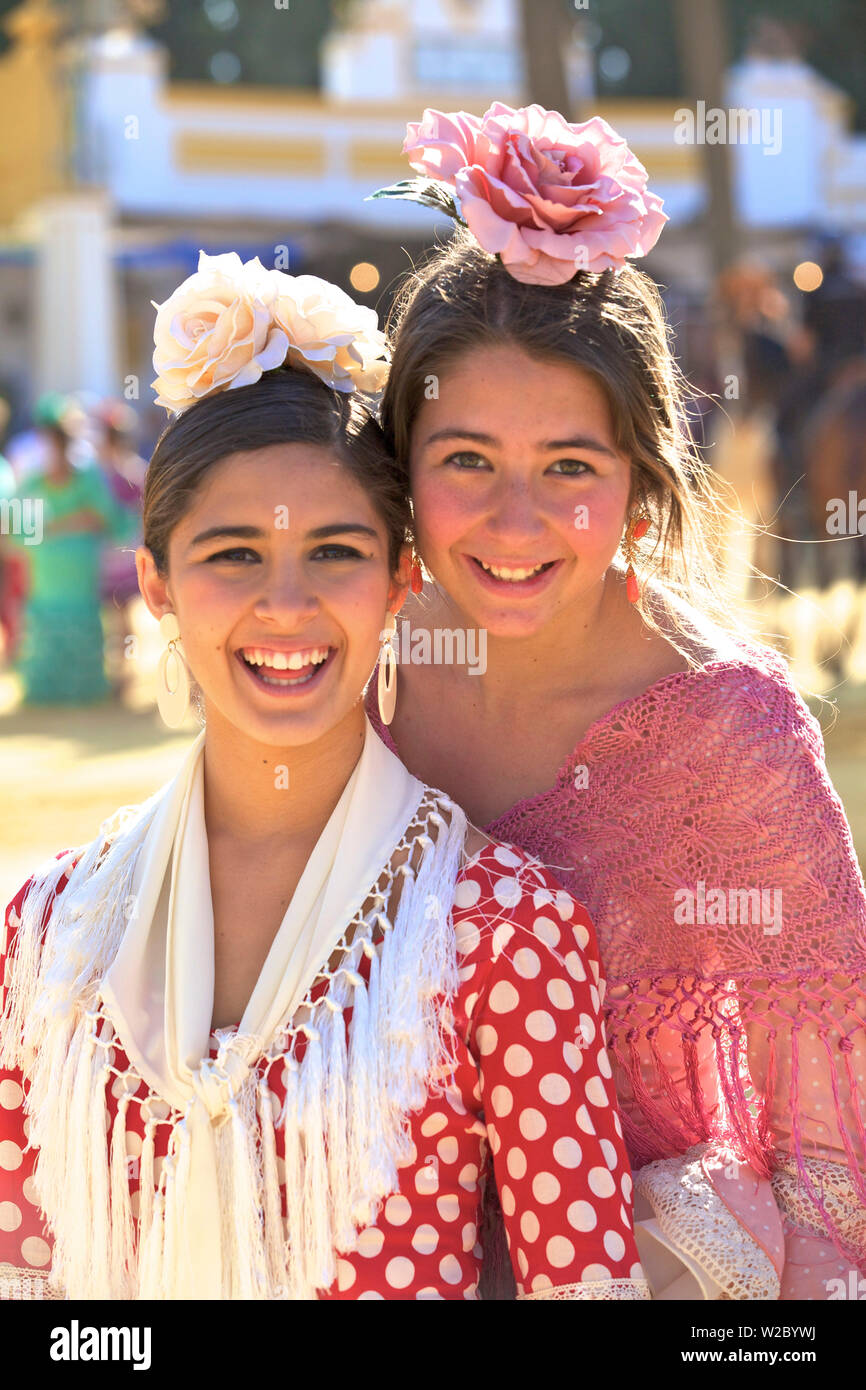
[8,396,131,705]
[93,399,147,694]
[0,396,27,663]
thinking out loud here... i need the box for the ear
[386,543,412,618]
[136,546,175,625]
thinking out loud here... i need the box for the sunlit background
[0,0,865,905]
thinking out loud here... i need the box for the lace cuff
[518,1278,651,1301]
[771,1152,866,1254]
[633,1144,782,1300]
[0,1262,65,1300]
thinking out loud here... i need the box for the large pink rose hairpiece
[369,102,667,287]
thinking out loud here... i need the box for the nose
[252,555,320,626]
[485,477,548,546]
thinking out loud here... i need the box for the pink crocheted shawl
[366,637,866,1273]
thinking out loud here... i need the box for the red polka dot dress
[0,842,648,1300]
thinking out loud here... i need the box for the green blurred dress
[11,465,132,704]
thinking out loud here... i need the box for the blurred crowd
[0,394,146,705]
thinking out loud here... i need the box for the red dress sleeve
[453,844,648,1299]
[0,879,56,1297]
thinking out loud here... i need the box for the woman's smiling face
[409,343,633,637]
[138,443,408,747]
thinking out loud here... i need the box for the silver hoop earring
[377,615,398,726]
[156,612,191,728]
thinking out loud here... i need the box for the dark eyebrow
[188,522,380,547]
[189,525,266,547]
[421,428,618,459]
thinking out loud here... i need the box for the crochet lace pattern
[367,635,866,1275]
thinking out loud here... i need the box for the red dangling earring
[622,513,650,604]
[410,553,423,594]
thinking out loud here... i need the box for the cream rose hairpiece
[369,101,667,287]
[151,251,390,415]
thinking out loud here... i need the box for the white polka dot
[0,1079,23,1109]
[336,1258,356,1291]
[584,1076,609,1108]
[385,1194,411,1226]
[358,1289,385,1300]
[589,984,600,1011]
[415,1287,444,1300]
[563,1042,584,1073]
[556,892,576,921]
[532,1171,561,1205]
[125,1131,142,1158]
[553,1137,582,1169]
[453,878,481,909]
[630,1261,644,1280]
[141,1097,170,1121]
[621,1172,633,1202]
[500,1184,516,1217]
[547,979,573,1011]
[475,1024,498,1056]
[356,1226,385,1258]
[0,1141,22,1171]
[494,845,524,868]
[620,1204,632,1230]
[565,951,586,982]
[513,948,541,979]
[489,1126,501,1155]
[455,919,481,955]
[436,1252,461,1285]
[597,1047,613,1079]
[385,1256,415,1289]
[415,1163,439,1196]
[567,1200,598,1232]
[491,1084,514,1118]
[458,1163,479,1191]
[547,1235,576,1269]
[491,924,515,958]
[21,1175,39,1206]
[412,1223,439,1255]
[520,1210,540,1243]
[570,915,589,944]
[581,1262,611,1281]
[506,1147,527,1180]
[459,969,476,989]
[493,877,522,909]
[436,1194,460,1223]
[505,1044,533,1077]
[0,1201,22,1231]
[461,1222,477,1253]
[588,1167,616,1198]
[613,1113,623,1138]
[517,1248,530,1278]
[539,1073,570,1105]
[531,1272,553,1292]
[420,1111,447,1137]
[578,1013,596,1046]
[533,916,561,949]
[518,1108,547,1140]
[604,1229,626,1262]
[21,1236,51,1267]
[489,981,520,1014]
[576,1104,596,1135]
[526,1010,556,1042]
[600,1139,618,1170]
[437,1136,459,1165]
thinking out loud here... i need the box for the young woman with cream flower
[0,254,647,1302]
[366,103,866,1300]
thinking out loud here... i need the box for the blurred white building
[0,0,863,423]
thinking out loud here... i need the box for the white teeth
[479,561,547,581]
[242,646,329,670]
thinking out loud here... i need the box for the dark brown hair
[144,365,411,574]
[381,227,747,658]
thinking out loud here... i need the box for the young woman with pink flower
[0,252,647,1301]
[366,102,866,1299]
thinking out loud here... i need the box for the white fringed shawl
[0,717,468,1299]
